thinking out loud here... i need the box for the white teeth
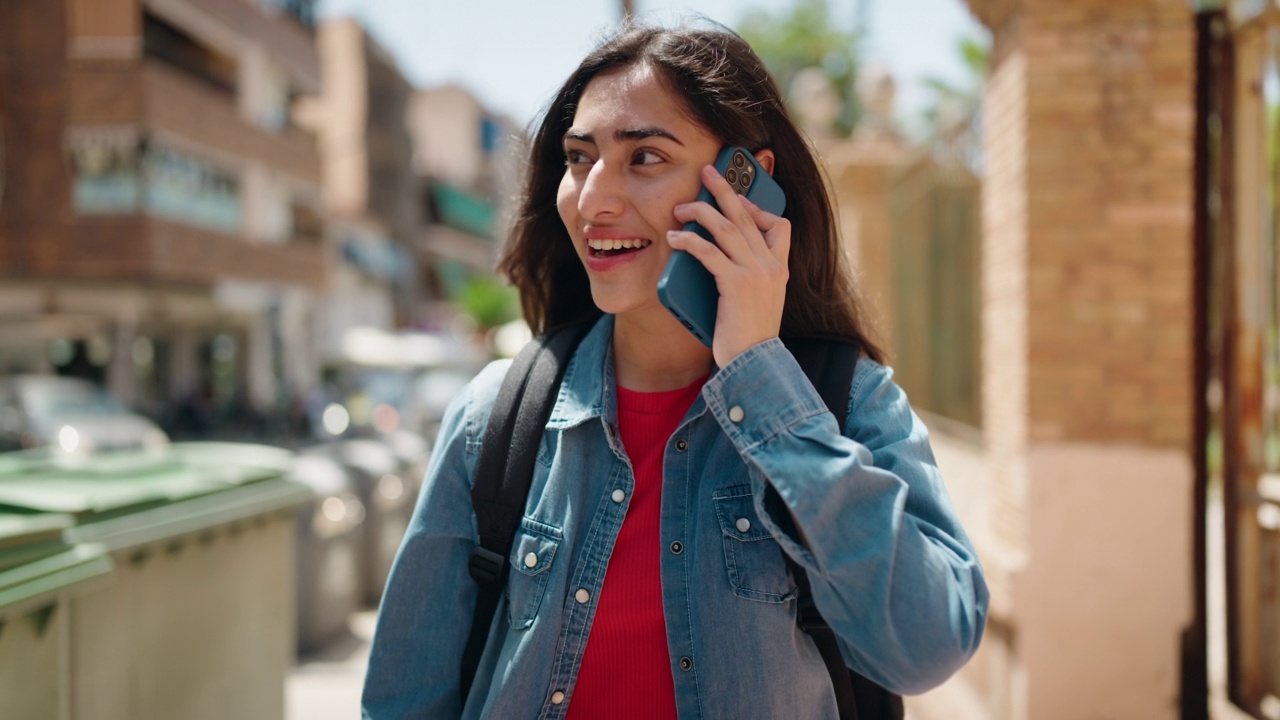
[588,238,651,251]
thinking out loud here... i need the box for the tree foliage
[737,0,862,134]
[919,35,989,136]
[457,275,520,331]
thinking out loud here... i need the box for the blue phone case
[656,146,787,347]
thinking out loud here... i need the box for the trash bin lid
[67,477,313,552]
[0,542,112,620]
[0,511,75,572]
[0,461,230,516]
[0,443,291,517]
[166,442,294,479]
[0,443,313,552]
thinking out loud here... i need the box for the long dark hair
[498,22,884,363]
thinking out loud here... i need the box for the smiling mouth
[588,238,652,258]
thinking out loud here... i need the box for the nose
[577,159,625,220]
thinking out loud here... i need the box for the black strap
[460,320,593,700]
[783,338,904,720]
[782,336,859,425]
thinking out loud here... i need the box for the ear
[753,149,776,175]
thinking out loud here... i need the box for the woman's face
[556,63,722,320]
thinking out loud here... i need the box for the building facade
[302,17,425,358]
[0,0,328,429]
[407,83,523,327]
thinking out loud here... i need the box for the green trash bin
[0,443,312,720]
[0,510,112,720]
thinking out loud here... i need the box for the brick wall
[973,0,1196,450]
[0,0,72,279]
[1022,0,1195,448]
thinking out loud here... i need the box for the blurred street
[287,610,376,720]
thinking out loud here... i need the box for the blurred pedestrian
[363,19,987,719]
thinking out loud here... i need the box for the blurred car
[0,375,169,453]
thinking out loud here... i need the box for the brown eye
[633,150,663,165]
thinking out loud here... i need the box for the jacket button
[551,691,566,705]
[523,552,538,569]
[678,656,693,671]
[575,588,591,604]
[675,439,688,452]
[670,540,683,555]
[736,517,751,533]
[728,406,745,423]
[611,488,625,503]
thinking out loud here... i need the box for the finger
[737,197,788,253]
[700,165,755,228]
[672,200,755,262]
[666,229,734,277]
[764,218,792,265]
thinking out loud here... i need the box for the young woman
[363,22,988,719]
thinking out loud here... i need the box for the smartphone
[656,146,787,347]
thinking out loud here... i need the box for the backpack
[461,320,904,720]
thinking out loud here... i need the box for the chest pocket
[712,485,797,603]
[506,518,561,630]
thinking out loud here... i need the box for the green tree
[457,275,520,331]
[919,35,989,137]
[737,0,863,135]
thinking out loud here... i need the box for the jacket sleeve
[361,360,510,719]
[700,339,989,695]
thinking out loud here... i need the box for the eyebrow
[563,127,685,146]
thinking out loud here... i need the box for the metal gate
[1196,6,1280,719]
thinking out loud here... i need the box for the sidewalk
[287,610,376,720]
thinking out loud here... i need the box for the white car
[0,375,169,453]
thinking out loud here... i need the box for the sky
[315,0,987,134]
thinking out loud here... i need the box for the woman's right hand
[667,163,791,368]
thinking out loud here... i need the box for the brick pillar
[965,1,1197,718]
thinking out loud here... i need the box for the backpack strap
[782,337,904,720]
[460,319,594,700]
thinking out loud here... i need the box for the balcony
[69,59,320,184]
[142,0,320,92]
[46,215,327,290]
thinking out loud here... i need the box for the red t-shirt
[565,376,706,719]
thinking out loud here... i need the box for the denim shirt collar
[545,314,615,430]
[543,313,711,432]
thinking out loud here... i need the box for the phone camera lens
[732,152,746,169]
[725,168,738,185]
[739,168,753,190]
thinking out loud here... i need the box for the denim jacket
[362,315,988,719]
